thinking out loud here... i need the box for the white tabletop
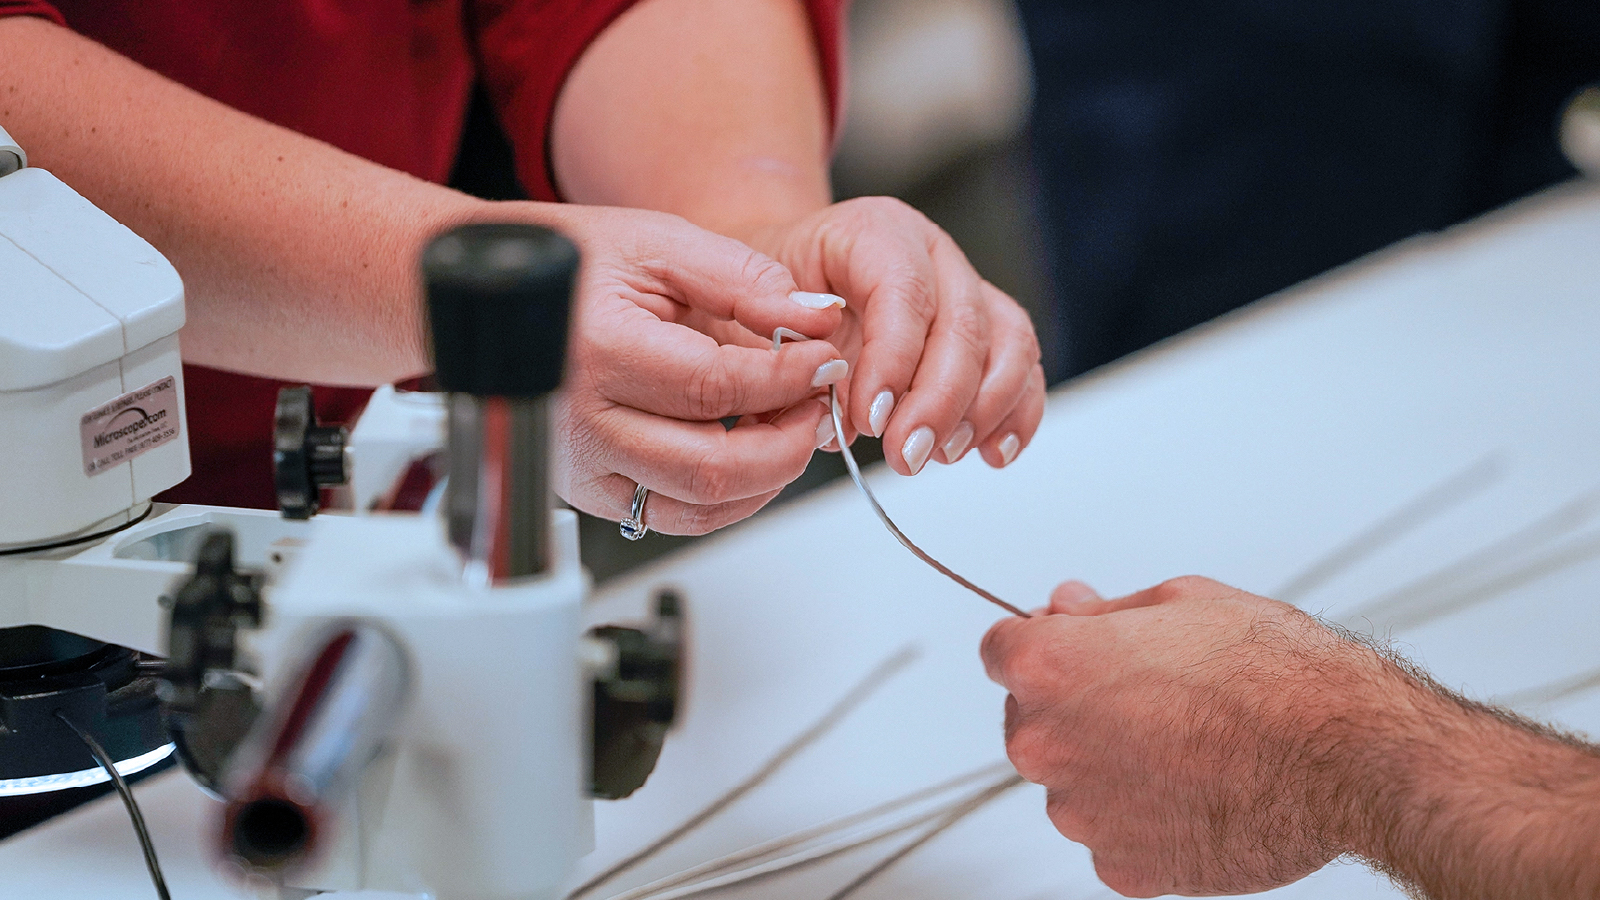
[6,180,1599,900]
[574,180,1600,900]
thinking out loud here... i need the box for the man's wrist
[1250,634,1425,860]
[1314,647,1600,896]
[1320,661,1470,860]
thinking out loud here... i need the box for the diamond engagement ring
[620,482,651,540]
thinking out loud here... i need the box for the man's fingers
[1078,576,1217,615]
[980,614,1035,687]
[1043,789,1095,846]
[1003,692,1022,743]
[587,317,845,420]
[1091,593,1171,614]
[1100,575,1235,613]
[1050,576,1237,618]
[1049,580,1105,615]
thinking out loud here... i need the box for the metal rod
[448,393,552,583]
[1376,529,1600,633]
[601,762,1016,900]
[825,773,1027,900]
[1342,490,1600,627]
[220,623,409,877]
[1500,664,1600,709]
[1274,454,1505,603]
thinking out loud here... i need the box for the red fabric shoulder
[0,1,65,24]
[471,0,848,202]
[805,0,848,143]
[468,0,644,202]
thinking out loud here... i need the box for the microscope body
[247,509,591,899]
[0,127,630,899]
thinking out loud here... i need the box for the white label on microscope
[80,376,181,476]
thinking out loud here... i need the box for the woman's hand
[532,203,849,535]
[741,197,1046,475]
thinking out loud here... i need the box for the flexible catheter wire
[772,326,1027,618]
[827,383,1029,618]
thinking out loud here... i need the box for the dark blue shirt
[1018,0,1600,377]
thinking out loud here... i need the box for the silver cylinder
[220,623,409,878]
[446,392,552,583]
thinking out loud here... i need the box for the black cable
[55,711,172,900]
[0,503,154,557]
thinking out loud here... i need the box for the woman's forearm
[0,15,496,385]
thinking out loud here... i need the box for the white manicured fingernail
[811,359,849,387]
[998,433,1021,466]
[791,291,846,309]
[902,426,935,475]
[942,421,974,462]
[868,390,895,437]
[815,412,836,448]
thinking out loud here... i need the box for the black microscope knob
[588,589,683,800]
[273,386,348,520]
[422,223,578,398]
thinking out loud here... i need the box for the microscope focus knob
[589,589,683,800]
[162,529,265,793]
[273,386,349,520]
[422,223,577,398]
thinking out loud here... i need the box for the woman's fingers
[547,205,847,531]
[841,246,937,442]
[560,396,828,535]
[943,285,1042,463]
[638,221,844,339]
[589,396,830,507]
[749,197,1043,473]
[977,362,1046,469]
[877,235,990,474]
[583,307,846,421]
[580,475,784,536]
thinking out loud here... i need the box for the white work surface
[6,182,1600,900]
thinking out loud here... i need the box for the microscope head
[0,124,187,823]
[0,125,188,552]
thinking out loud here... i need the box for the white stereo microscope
[0,124,680,899]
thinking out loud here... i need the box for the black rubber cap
[423,224,578,397]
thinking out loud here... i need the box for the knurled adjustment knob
[273,386,348,520]
[589,589,683,800]
[422,223,578,398]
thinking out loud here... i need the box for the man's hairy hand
[980,577,1395,897]
[981,577,1600,900]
